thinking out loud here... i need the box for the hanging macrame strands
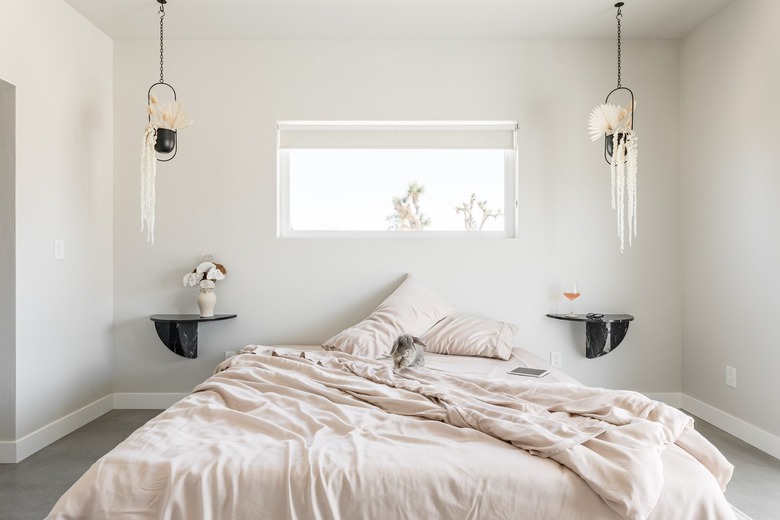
[609,132,638,253]
[626,132,638,245]
[141,124,158,244]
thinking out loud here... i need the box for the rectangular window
[278,121,517,238]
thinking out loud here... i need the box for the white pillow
[420,314,518,360]
[322,275,456,358]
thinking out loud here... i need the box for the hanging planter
[147,82,180,157]
[140,0,193,244]
[588,2,638,253]
[603,86,634,162]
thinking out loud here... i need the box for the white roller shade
[278,121,517,150]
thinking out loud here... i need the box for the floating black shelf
[546,314,634,358]
[150,314,237,359]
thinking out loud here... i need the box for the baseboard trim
[681,394,780,461]
[113,393,187,409]
[0,395,113,463]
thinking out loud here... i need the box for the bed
[48,276,738,520]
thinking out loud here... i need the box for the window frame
[277,121,518,239]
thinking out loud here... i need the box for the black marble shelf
[546,314,634,359]
[150,314,237,359]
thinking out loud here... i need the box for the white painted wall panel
[0,0,114,439]
[113,40,681,395]
[681,0,780,437]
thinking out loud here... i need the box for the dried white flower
[196,261,216,274]
[588,103,631,142]
[207,267,225,281]
[589,101,639,252]
[155,101,193,130]
[183,260,227,289]
[149,93,158,105]
[186,272,202,286]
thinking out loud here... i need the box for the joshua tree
[387,181,431,230]
[455,193,503,230]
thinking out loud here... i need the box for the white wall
[0,0,114,448]
[0,80,15,442]
[681,0,780,437]
[113,40,681,395]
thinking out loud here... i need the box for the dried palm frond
[155,101,193,130]
[588,103,630,141]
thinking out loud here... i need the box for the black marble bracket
[150,314,237,359]
[546,314,635,359]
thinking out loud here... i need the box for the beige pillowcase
[322,275,456,358]
[420,314,518,360]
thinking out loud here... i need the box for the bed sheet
[47,346,735,520]
[272,344,581,384]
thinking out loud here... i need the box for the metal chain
[616,4,622,88]
[159,3,165,83]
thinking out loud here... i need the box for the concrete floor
[0,410,777,519]
[0,410,160,520]
[692,416,780,520]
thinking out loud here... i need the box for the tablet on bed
[507,366,549,378]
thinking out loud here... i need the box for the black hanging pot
[155,128,177,154]
[603,85,635,164]
[148,81,178,162]
[605,132,626,159]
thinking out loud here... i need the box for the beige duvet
[48,347,736,520]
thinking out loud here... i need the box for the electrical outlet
[726,366,736,388]
[224,350,238,360]
[550,352,562,368]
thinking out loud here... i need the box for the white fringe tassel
[141,124,158,244]
[610,131,638,253]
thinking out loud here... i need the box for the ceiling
[63,0,736,41]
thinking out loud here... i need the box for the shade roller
[278,121,517,150]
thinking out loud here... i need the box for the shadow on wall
[0,78,17,442]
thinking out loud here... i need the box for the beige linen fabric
[421,314,518,360]
[48,348,736,520]
[322,274,456,358]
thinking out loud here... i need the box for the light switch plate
[54,239,65,260]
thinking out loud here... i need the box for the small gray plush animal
[389,334,427,370]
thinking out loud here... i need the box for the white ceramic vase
[197,288,217,318]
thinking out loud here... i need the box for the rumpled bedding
[48,347,735,520]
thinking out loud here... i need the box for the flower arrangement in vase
[183,257,226,318]
[588,101,639,253]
